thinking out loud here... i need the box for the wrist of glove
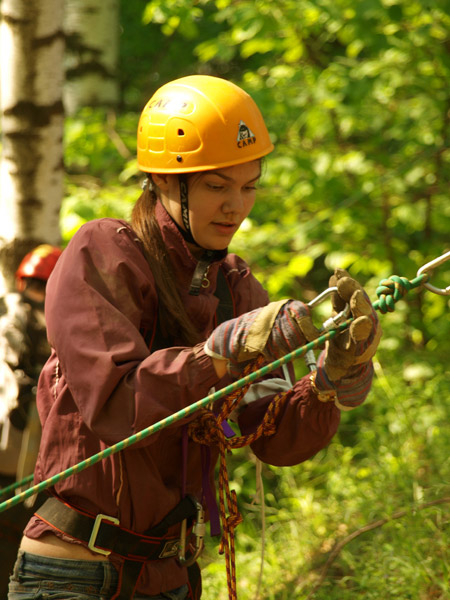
[204,299,320,377]
[321,268,382,382]
[312,352,374,410]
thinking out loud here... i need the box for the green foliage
[200,352,450,599]
[61,3,450,595]
[65,108,138,180]
[61,183,138,244]
[62,108,141,244]
[137,0,450,347]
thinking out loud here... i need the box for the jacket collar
[155,200,227,295]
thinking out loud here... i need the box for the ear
[151,172,171,192]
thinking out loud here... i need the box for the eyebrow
[204,170,262,183]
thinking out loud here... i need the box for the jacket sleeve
[44,220,220,445]
[237,373,341,466]
[220,254,341,466]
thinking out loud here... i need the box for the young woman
[9,75,380,600]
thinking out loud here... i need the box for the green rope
[375,274,426,313]
[0,474,34,499]
[0,272,429,514]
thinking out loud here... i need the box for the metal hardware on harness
[88,513,120,556]
[305,287,351,372]
[178,499,205,567]
[417,251,450,296]
[159,539,181,559]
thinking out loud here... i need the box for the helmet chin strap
[177,175,226,296]
[178,174,196,246]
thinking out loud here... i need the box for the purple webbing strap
[201,446,221,537]
[182,425,221,537]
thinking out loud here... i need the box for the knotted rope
[188,356,289,600]
[376,275,415,313]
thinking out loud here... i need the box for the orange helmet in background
[137,75,274,173]
[15,244,62,291]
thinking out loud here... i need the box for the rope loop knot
[188,410,226,447]
[376,275,412,314]
[187,356,290,600]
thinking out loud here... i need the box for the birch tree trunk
[64,0,120,115]
[0,0,64,295]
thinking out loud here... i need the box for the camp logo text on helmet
[237,121,256,148]
[137,75,273,174]
[146,98,194,116]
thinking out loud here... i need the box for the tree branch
[305,497,450,599]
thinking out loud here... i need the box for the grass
[200,347,450,599]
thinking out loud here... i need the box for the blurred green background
[61,1,449,597]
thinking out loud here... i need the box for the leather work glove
[204,299,320,377]
[319,269,382,382]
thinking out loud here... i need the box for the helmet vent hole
[177,129,185,136]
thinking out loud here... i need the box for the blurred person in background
[0,244,62,595]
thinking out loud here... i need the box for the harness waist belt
[35,495,198,599]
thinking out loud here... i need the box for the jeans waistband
[9,551,189,599]
[14,550,117,587]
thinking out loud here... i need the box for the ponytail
[131,187,200,346]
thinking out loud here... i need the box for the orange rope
[188,358,290,600]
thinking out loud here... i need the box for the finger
[329,269,349,312]
[328,268,351,288]
[349,315,373,343]
[337,276,363,303]
[349,289,372,318]
[330,270,364,312]
[332,328,353,351]
[290,312,321,342]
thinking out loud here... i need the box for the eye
[206,182,225,190]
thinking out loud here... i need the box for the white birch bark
[64,0,120,115]
[0,0,64,294]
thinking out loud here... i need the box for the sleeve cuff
[314,352,374,410]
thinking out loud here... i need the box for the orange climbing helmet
[137,75,274,173]
[15,244,62,291]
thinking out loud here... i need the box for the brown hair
[131,186,200,346]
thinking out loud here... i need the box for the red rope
[188,358,290,599]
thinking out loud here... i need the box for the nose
[222,189,245,214]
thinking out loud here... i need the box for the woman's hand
[205,299,320,377]
[320,269,382,381]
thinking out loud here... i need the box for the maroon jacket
[25,201,341,594]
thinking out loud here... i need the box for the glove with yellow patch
[313,269,382,409]
[205,299,320,377]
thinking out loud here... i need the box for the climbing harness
[178,498,206,567]
[33,494,199,600]
[0,252,449,599]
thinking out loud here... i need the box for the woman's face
[154,161,261,255]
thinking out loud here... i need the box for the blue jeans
[8,551,188,599]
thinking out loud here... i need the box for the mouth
[211,221,238,234]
